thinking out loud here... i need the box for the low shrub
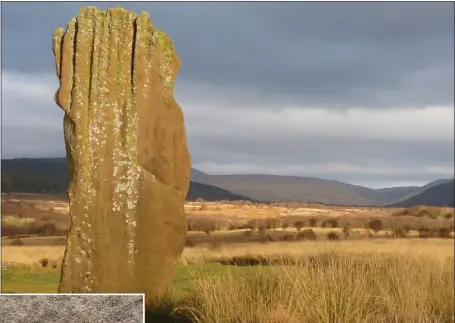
[330,219,340,228]
[38,258,49,268]
[321,219,340,229]
[244,230,254,237]
[294,221,304,232]
[437,227,451,239]
[321,221,331,228]
[196,219,216,235]
[327,231,340,241]
[265,218,280,231]
[368,219,383,234]
[296,229,317,241]
[308,218,318,228]
[185,239,197,248]
[246,220,259,232]
[49,260,59,269]
[257,226,267,237]
[418,228,437,238]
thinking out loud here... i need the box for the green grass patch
[1,262,259,295]
[1,263,268,322]
[2,267,61,293]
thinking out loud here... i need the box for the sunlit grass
[2,238,453,322]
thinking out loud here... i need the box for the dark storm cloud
[1,2,454,188]
[2,2,454,108]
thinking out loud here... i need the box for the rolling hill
[1,158,251,202]
[190,170,452,206]
[389,180,454,207]
[191,173,383,206]
[2,158,452,206]
[187,181,253,201]
[374,186,421,205]
[374,179,453,205]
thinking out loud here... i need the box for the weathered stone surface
[52,7,191,302]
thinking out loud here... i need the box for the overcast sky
[2,2,454,188]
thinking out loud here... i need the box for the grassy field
[2,196,454,322]
[3,232,453,264]
[2,237,454,323]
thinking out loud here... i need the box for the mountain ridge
[1,158,251,202]
[190,169,452,206]
[2,157,452,206]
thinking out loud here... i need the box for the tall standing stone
[52,7,191,303]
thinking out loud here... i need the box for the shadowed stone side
[52,7,191,303]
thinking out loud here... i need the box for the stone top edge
[55,7,176,42]
[52,6,181,78]
[76,6,158,23]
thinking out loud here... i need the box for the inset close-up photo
[0,294,144,323]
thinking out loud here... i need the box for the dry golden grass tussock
[3,238,453,267]
[180,238,454,265]
[176,252,454,323]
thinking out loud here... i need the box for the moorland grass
[175,252,454,323]
[2,238,454,323]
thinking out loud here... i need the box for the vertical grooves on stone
[107,9,131,279]
[131,20,137,97]
[116,10,129,273]
[87,18,95,119]
[90,14,104,286]
[71,21,78,118]
[94,10,116,287]
[106,10,125,283]
[74,10,92,292]
[98,9,110,242]
[111,10,140,275]
[125,12,136,275]
[129,16,138,274]
[84,8,102,291]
